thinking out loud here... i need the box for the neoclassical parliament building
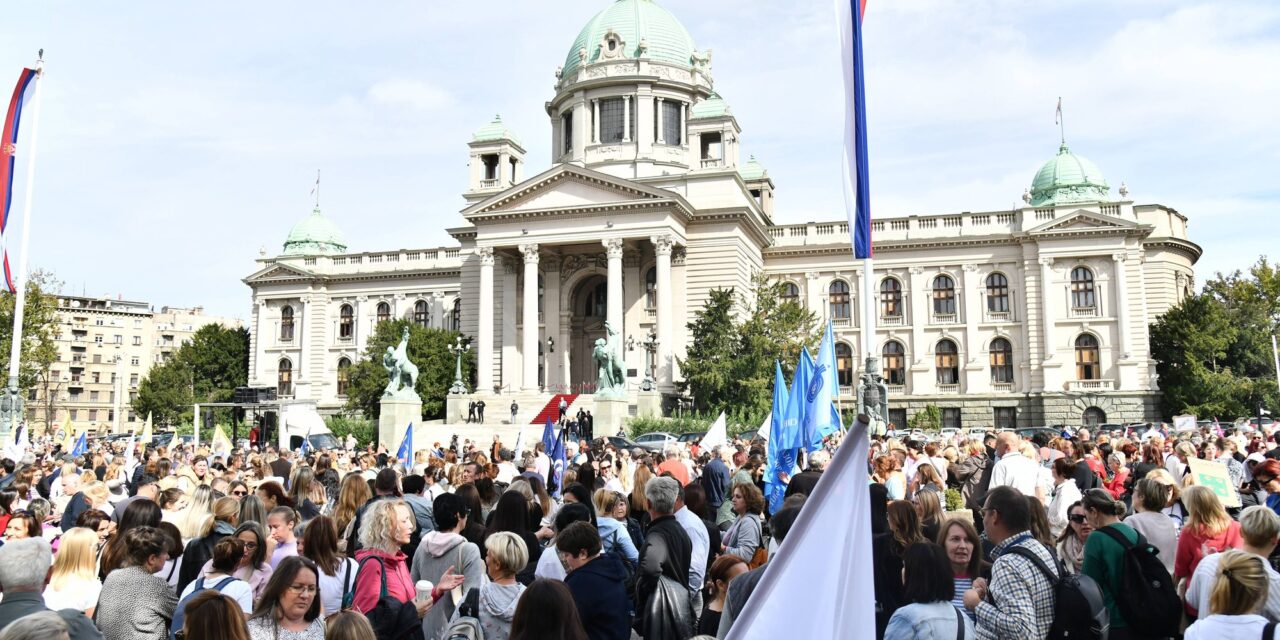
[243,0,1200,429]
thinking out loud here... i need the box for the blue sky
[1,0,1276,320]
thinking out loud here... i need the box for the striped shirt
[952,576,975,620]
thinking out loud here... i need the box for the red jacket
[1175,520,1243,579]
[1104,468,1129,500]
[352,548,414,614]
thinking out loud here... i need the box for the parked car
[938,428,959,441]
[634,431,678,453]
[603,435,638,451]
[677,431,705,444]
[1015,426,1059,443]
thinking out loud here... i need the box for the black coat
[872,532,907,638]
[176,528,230,595]
[565,553,633,640]
[636,515,691,615]
[785,470,823,498]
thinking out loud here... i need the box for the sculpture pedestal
[593,396,630,438]
[378,397,422,452]
[635,391,661,419]
[445,394,469,425]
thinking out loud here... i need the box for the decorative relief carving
[651,235,675,256]
[672,247,686,266]
[908,266,926,276]
[477,246,495,266]
[622,250,641,268]
[520,244,540,264]
[603,238,625,259]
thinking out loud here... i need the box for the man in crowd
[701,445,730,514]
[636,476,692,637]
[460,460,483,485]
[495,448,518,484]
[673,481,710,617]
[785,449,828,498]
[657,445,690,486]
[509,401,519,425]
[964,486,1056,639]
[0,538,103,639]
[401,474,437,539]
[558,521,632,640]
[989,432,1039,496]
[475,398,486,422]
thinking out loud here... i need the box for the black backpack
[352,556,425,640]
[1007,544,1109,640]
[1094,526,1180,638]
[169,576,235,640]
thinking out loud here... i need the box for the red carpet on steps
[530,393,578,425]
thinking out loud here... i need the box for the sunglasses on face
[232,490,247,496]
[1069,514,1087,524]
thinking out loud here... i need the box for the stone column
[653,235,674,387]
[680,102,687,146]
[1113,253,1130,359]
[623,96,632,142]
[592,99,600,143]
[501,259,518,390]
[543,258,561,389]
[499,151,510,185]
[355,296,368,354]
[521,244,540,391]
[604,238,624,340]
[961,264,981,389]
[296,297,309,382]
[431,292,445,329]
[477,247,495,393]
[655,97,665,144]
[1040,258,1056,362]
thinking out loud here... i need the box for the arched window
[338,304,354,340]
[645,267,657,309]
[280,305,295,342]
[376,302,391,324]
[1082,407,1106,428]
[986,273,1009,313]
[882,341,905,385]
[835,342,854,387]
[585,282,607,317]
[336,357,351,397]
[936,339,959,385]
[780,282,800,305]
[451,299,461,331]
[277,358,293,397]
[413,300,429,327]
[1071,267,1096,309]
[932,275,956,315]
[989,338,1014,384]
[829,280,851,321]
[1075,334,1101,380]
[880,278,902,319]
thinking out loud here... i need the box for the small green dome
[690,92,729,119]
[740,155,767,180]
[562,0,697,77]
[283,207,347,256]
[472,114,521,145]
[1028,143,1110,207]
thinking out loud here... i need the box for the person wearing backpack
[963,486,1060,639]
[176,537,254,623]
[1185,506,1280,621]
[445,531,528,640]
[1080,488,1179,640]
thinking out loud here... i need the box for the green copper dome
[1028,144,1110,207]
[740,155,767,180]
[690,92,729,119]
[472,114,521,145]
[562,0,697,76]
[283,207,347,256]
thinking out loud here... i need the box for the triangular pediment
[463,164,679,218]
[243,262,316,284]
[1028,208,1139,235]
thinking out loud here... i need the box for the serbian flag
[0,68,38,294]
[838,0,872,259]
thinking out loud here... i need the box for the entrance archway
[1082,407,1106,428]
[569,275,608,390]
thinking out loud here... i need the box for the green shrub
[944,488,964,512]
[326,414,376,449]
[624,407,767,440]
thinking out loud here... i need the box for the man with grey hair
[636,475,692,634]
[1,611,68,640]
[0,539,102,639]
[785,449,830,499]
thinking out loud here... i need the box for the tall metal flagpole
[1272,333,1280,398]
[2,53,44,444]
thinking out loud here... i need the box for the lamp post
[628,330,659,391]
[448,336,470,395]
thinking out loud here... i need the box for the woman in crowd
[937,517,987,618]
[300,515,357,615]
[255,481,293,512]
[41,527,101,616]
[238,494,269,531]
[874,500,926,636]
[287,467,322,521]
[177,591,251,640]
[885,542,974,639]
[1183,550,1271,639]
[1175,485,1243,593]
[455,484,490,551]
[314,454,341,505]
[245,556,326,640]
[1055,500,1092,575]
[913,489,943,543]
[1250,459,1280,515]
[1123,477,1178,577]
[1079,488,1142,638]
[95,526,179,640]
[1027,495,1054,548]
[159,488,186,521]
[352,498,461,620]
[682,483,722,570]
[76,509,114,556]
[323,610,376,640]
[179,537,255,613]
[874,454,908,501]
[630,464,654,531]
[1144,469,1187,530]
[155,521,186,589]
[507,578,589,640]
[476,477,500,522]
[911,463,944,497]
[487,491,542,584]
[177,485,217,541]
[100,498,163,577]
[722,482,764,563]
[332,473,370,542]
[266,506,300,569]
[1203,437,1245,490]
[230,521,276,601]
[1103,452,1129,500]
[561,483,598,523]
[227,480,251,500]
[503,479,544,533]
[534,503,594,581]
[450,531,528,640]
[178,496,239,592]
[1048,458,1084,539]
[699,554,748,636]
[3,509,40,542]
[0,489,17,535]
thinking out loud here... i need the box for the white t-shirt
[43,577,101,613]
[1184,614,1269,640]
[534,545,566,581]
[178,574,254,614]
[1186,551,1280,620]
[317,558,359,615]
[154,555,184,591]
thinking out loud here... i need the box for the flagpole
[2,53,44,445]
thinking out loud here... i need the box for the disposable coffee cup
[415,580,434,603]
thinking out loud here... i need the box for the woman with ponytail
[1183,549,1270,638]
[1080,488,1143,638]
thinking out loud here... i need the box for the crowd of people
[0,424,827,640]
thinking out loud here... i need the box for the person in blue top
[1250,459,1280,516]
[591,489,639,563]
[559,521,632,640]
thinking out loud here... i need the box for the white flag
[756,413,771,442]
[727,417,875,639]
[513,424,526,458]
[700,412,727,450]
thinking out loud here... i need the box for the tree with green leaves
[678,288,737,413]
[134,324,249,426]
[0,270,62,429]
[344,320,473,420]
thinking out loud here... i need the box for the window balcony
[985,311,1012,322]
[1070,306,1099,318]
[1067,379,1115,392]
[937,383,960,394]
[930,313,958,325]
[879,315,905,327]
[991,381,1015,393]
[700,158,724,169]
[479,178,500,188]
[831,316,853,328]
[886,384,906,395]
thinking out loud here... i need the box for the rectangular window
[128,412,136,422]
[134,319,142,328]
[700,132,722,160]
[130,357,139,366]
[657,100,681,145]
[130,374,139,387]
[133,336,142,346]
[70,409,78,420]
[88,409,98,421]
[888,408,907,431]
[94,335,103,344]
[994,407,1017,430]
[942,408,962,430]
[91,372,100,384]
[482,154,498,180]
[561,111,573,154]
[599,98,632,143]
[114,334,123,344]
[90,391,99,402]
[93,354,102,364]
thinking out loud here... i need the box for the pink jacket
[353,548,414,614]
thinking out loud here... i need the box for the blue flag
[550,430,567,499]
[782,348,813,450]
[765,361,792,514]
[71,431,87,457]
[396,423,413,468]
[541,418,555,457]
[804,321,843,451]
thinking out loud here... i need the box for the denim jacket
[884,601,974,640]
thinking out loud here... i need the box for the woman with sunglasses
[245,556,326,640]
[1251,458,1280,516]
[1054,501,1092,575]
[227,481,250,501]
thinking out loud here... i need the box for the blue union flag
[840,0,873,259]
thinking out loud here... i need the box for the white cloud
[366,79,455,111]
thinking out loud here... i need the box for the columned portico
[476,247,495,393]
[604,238,624,336]
[520,244,540,390]
[652,235,675,387]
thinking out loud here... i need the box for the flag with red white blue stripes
[0,68,38,294]
[838,0,872,259]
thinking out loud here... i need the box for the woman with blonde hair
[1175,485,1243,593]
[630,464,654,530]
[177,485,217,541]
[449,531,528,640]
[351,499,462,620]
[333,472,371,546]
[913,489,943,542]
[1146,468,1186,529]
[324,610,376,640]
[288,466,323,520]
[1183,549,1271,638]
[42,527,102,616]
